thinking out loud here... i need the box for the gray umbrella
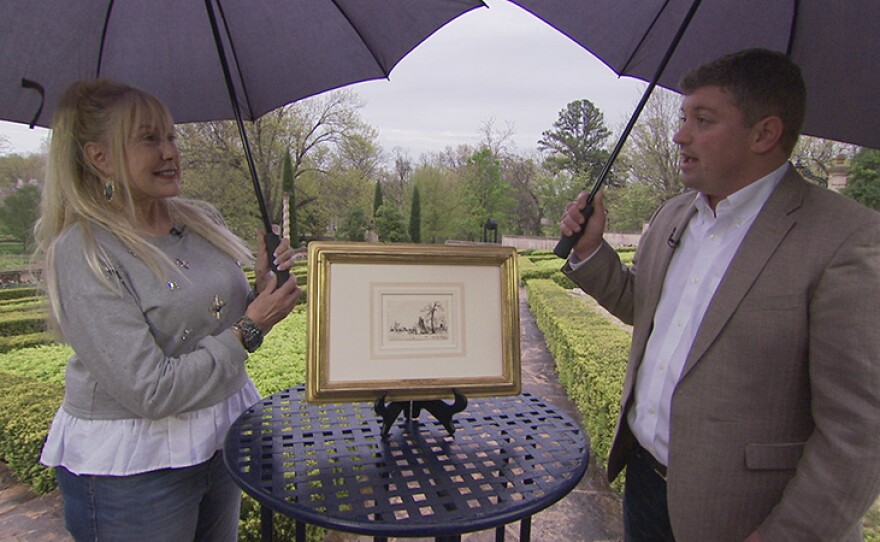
[0,0,484,277]
[507,0,880,256]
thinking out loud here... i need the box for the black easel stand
[375,391,468,437]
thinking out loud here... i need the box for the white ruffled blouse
[40,380,260,476]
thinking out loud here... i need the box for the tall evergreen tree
[843,148,880,210]
[281,150,299,246]
[0,183,40,253]
[408,186,421,243]
[374,204,408,242]
[373,180,384,217]
[538,99,614,187]
[337,205,368,241]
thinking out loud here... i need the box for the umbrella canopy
[0,0,484,279]
[0,0,484,129]
[508,0,880,149]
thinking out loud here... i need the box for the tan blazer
[566,168,880,541]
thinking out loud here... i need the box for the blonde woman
[34,79,302,541]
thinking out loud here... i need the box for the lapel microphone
[170,225,186,238]
[667,227,681,248]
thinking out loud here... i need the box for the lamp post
[483,218,498,243]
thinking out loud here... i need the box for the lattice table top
[224,386,589,538]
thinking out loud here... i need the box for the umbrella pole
[553,0,703,258]
[204,0,289,285]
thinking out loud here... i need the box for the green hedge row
[0,286,39,301]
[519,256,578,291]
[0,297,44,312]
[516,254,540,281]
[524,278,630,490]
[0,372,65,493]
[519,256,560,283]
[0,311,47,337]
[0,332,56,354]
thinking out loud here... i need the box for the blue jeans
[56,451,241,542]
[623,444,675,542]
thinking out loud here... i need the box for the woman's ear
[83,141,112,177]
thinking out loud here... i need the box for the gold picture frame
[306,242,521,403]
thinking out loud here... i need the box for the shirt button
[648,407,657,414]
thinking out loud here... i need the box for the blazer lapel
[680,169,805,378]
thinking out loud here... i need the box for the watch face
[237,317,263,352]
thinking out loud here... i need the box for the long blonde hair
[34,79,252,326]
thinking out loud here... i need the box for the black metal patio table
[223,385,589,541]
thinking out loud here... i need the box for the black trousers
[623,443,675,542]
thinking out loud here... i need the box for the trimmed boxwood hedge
[0,372,64,494]
[0,331,55,354]
[0,285,39,301]
[525,278,630,488]
[0,311,47,336]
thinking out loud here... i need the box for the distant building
[827,154,850,193]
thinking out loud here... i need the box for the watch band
[233,315,264,353]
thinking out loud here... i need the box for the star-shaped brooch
[211,295,226,320]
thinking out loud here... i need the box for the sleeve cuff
[568,245,602,270]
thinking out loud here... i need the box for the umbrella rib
[215,0,256,119]
[330,0,390,77]
[786,0,799,56]
[620,0,673,74]
[96,0,116,78]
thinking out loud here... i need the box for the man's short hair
[680,48,806,155]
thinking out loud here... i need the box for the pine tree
[408,186,421,243]
[373,181,384,217]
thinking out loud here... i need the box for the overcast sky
[0,0,650,159]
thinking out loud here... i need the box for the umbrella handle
[553,202,594,259]
[553,0,705,259]
[264,230,290,287]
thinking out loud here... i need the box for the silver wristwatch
[233,315,264,353]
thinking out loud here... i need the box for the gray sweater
[54,223,250,420]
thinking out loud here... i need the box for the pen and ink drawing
[371,285,464,358]
[387,297,450,341]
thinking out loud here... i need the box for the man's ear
[751,116,784,154]
[82,141,111,177]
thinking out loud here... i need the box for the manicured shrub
[519,257,560,283]
[0,286,39,301]
[517,254,540,283]
[0,344,71,385]
[0,331,56,354]
[0,297,45,313]
[0,312,47,336]
[525,253,560,262]
[525,278,630,490]
[0,372,63,493]
[246,305,308,396]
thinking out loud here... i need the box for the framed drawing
[306,242,521,403]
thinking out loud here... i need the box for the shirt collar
[694,162,788,223]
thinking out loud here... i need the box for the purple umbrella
[0,0,485,277]
[508,0,880,256]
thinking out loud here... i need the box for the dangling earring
[103,177,115,201]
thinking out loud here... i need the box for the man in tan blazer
[561,49,880,541]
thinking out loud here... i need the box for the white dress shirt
[627,163,788,465]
